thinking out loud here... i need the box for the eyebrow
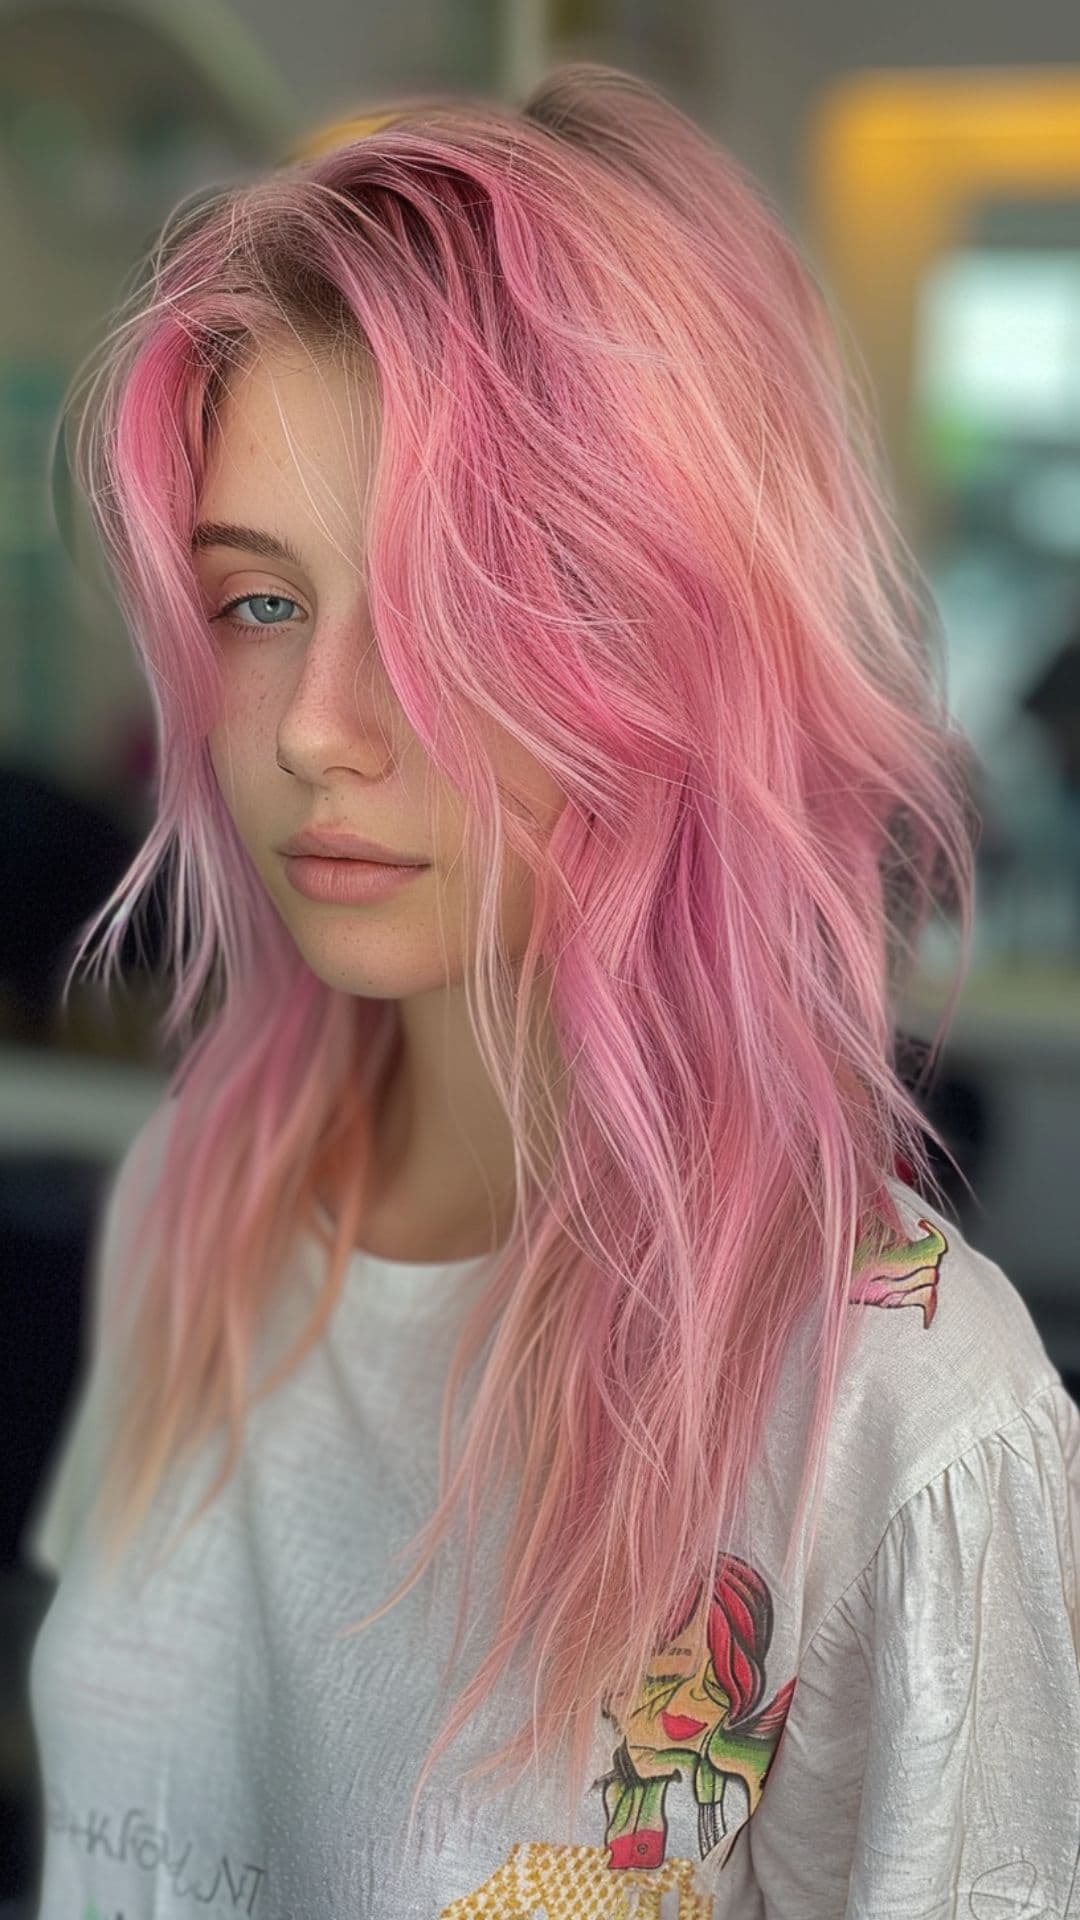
[190,522,308,571]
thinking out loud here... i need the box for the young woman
[26,62,1080,1920]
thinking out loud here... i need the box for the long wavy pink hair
[56,63,977,1838]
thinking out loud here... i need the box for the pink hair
[57,63,977,1840]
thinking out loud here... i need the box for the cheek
[207,717,240,798]
[505,742,566,833]
[207,665,278,790]
[466,746,565,945]
[206,724,229,804]
[206,708,272,829]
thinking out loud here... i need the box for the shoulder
[763,1179,1070,1637]
[842,1176,1061,1428]
[103,1089,178,1228]
[844,1175,1064,1472]
[20,1091,179,1579]
[89,1089,179,1341]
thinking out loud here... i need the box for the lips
[282,854,428,905]
[280,827,428,863]
[659,1709,708,1741]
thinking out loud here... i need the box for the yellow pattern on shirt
[439,1839,714,1917]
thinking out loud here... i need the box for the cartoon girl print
[440,1551,796,1917]
[598,1552,795,1877]
[440,1218,949,1916]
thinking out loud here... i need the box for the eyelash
[212,591,306,634]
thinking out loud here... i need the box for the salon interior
[1,0,1079,1909]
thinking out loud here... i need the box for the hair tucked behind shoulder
[55,59,977,1834]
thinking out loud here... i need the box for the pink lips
[281,825,428,864]
[282,854,429,905]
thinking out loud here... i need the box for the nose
[274,619,401,784]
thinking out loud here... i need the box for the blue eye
[213,592,304,631]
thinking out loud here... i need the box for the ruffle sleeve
[745,1376,1080,1919]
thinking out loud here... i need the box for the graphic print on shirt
[847,1215,948,1328]
[43,1780,268,1915]
[440,1217,949,1917]
[598,1550,797,1872]
[440,1551,797,1917]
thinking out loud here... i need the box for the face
[196,343,565,1001]
[604,1588,728,1778]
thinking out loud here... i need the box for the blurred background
[2,0,1080,1909]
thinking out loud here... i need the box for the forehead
[198,343,380,536]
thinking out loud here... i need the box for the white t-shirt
[23,1095,1080,1919]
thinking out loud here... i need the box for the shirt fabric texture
[24,1094,1080,1918]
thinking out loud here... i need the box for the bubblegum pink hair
[57,63,976,1835]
